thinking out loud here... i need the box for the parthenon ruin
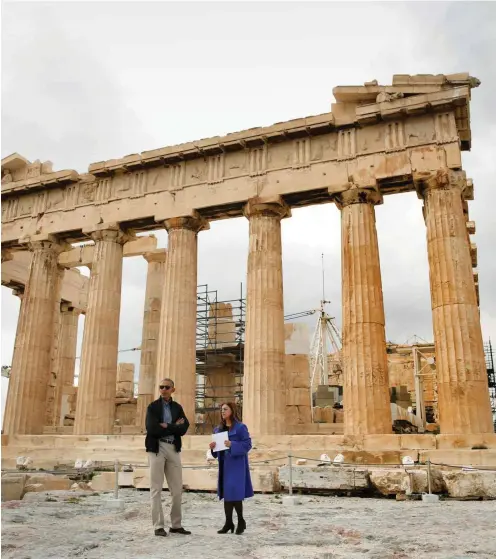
[1,73,495,474]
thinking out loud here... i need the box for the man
[145,378,191,537]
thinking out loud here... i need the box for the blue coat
[211,421,254,501]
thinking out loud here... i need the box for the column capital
[83,223,131,244]
[143,248,167,264]
[243,196,291,219]
[19,233,71,254]
[415,169,468,198]
[164,212,209,233]
[333,188,382,209]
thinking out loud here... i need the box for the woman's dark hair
[218,402,240,431]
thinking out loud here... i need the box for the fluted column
[44,285,64,427]
[3,238,65,434]
[420,170,493,434]
[136,249,167,428]
[334,189,392,435]
[243,197,290,436]
[74,225,127,435]
[2,287,25,431]
[155,213,208,425]
[51,304,80,427]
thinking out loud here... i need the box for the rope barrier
[4,455,496,481]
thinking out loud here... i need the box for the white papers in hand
[212,432,228,451]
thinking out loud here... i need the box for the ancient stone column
[45,288,64,427]
[51,304,80,427]
[155,213,208,426]
[3,238,65,434]
[74,225,127,435]
[2,287,25,431]
[421,170,493,434]
[334,189,392,435]
[242,197,290,436]
[136,249,167,428]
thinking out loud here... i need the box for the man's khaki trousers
[148,441,183,530]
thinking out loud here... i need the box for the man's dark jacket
[145,398,190,454]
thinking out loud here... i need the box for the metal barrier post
[288,454,293,496]
[114,459,119,499]
[427,458,432,494]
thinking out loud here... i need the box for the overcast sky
[2,2,496,407]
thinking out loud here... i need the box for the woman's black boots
[218,501,235,534]
[234,501,246,534]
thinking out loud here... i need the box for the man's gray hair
[160,378,174,387]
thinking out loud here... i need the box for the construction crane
[309,300,342,388]
[284,309,317,321]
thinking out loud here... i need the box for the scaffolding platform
[195,284,245,434]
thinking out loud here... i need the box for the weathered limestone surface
[421,170,493,434]
[1,249,89,311]
[441,470,496,498]
[403,468,446,494]
[1,473,28,501]
[74,226,127,435]
[155,214,208,423]
[279,465,369,491]
[209,302,236,348]
[116,363,135,398]
[131,466,279,493]
[51,304,80,427]
[243,197,290,436]
[2,75,477,247]
[136,249,166,427]
[44,296,63,427]
[3,238,65,434]
[334,189,392,436]
[285,354,312,426]
[23,473,72,493]
[369,469,408,495]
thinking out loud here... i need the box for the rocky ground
[2,489,496,559]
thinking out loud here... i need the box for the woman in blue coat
[209,402,253,534]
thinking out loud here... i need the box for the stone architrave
[51,304,80,427]
[74,225,128,435]
[334,188,392,435]
[3,237,66,434]
[242,196,290,436]
[420,170,493,434]
[136,250,167,428]
[155,213,209,425]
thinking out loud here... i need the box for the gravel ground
[2,489,496,559]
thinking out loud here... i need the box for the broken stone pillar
[242,197,290,435]
[334,189,392,435]
[74,225,127,435]
[116,363,135,398]
[208,302,236,348]
[155,213,209,424]
[420,170,493,434]
[50,303,80,427]
[3,238,65,434]
[136,249,167,428]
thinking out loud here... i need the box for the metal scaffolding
[195,283,245,434]
[484,339,496,430]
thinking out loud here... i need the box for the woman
[209,402,253,535]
